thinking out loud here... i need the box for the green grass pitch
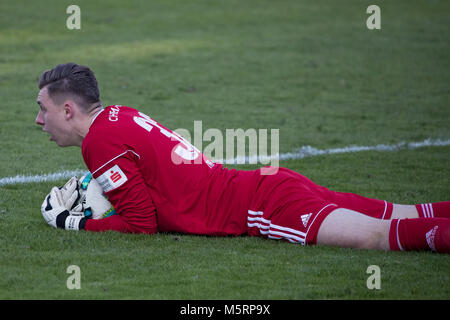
[0,0,449,300]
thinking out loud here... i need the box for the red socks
[388,202,450,253]
[416,201,450,219]
[389,218,450,253]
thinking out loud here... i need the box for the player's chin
[55,141,72,148]
[56,138,79,148]
[51,136,69,147]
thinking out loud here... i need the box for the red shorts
[246,167,393,245]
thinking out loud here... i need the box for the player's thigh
[316,208,390,250]
[391,204,418,219]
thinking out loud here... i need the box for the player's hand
[41,187,86,231]
[40,175,82,214]
[59,176,80,208]
[54,175,86,214]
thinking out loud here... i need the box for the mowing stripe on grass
[1,138,449,186]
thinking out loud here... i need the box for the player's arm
[84,213,139,233]
[85,151,158,234]
[42,153,158,233]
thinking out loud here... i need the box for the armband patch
[97,164,128,192]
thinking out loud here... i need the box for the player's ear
[63,101,75,120]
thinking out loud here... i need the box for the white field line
[0,138,449,187]
[224,137,450,164]
[0,169,88,187]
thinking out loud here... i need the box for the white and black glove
[73,173,116,220]
[41,178,86,231]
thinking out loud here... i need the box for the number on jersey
[133,112,200,163]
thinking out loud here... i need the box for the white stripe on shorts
[248,210,263,216]
[305,204,338,238]
[381,200,388,219]
[247,210,306,244]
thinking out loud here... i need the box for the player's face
[35,87,74,147]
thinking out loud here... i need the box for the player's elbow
[125,220,158,234]
[132,226,158,235]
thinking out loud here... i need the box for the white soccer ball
[75,173,116,219]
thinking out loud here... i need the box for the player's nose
[35,110,44,126]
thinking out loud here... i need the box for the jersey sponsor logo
[110,171,122,183]
[97,164,128,192]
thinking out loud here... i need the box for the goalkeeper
[35,63,450,253]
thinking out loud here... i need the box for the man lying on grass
[36,63,450,253]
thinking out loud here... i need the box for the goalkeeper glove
[73,173,116,219]
[41,186,86,231]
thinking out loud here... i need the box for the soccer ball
[74,172,116,219]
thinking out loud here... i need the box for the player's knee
[363,229,388,250]
[360,220,390,250]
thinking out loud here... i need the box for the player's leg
[325,188,450,220]
[391,204,419,219]
[317,208,450,252]
[390,202,450,219]
[316,208,391,250]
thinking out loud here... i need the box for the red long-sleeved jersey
[81,105,394,245]
[82,105,258,235]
